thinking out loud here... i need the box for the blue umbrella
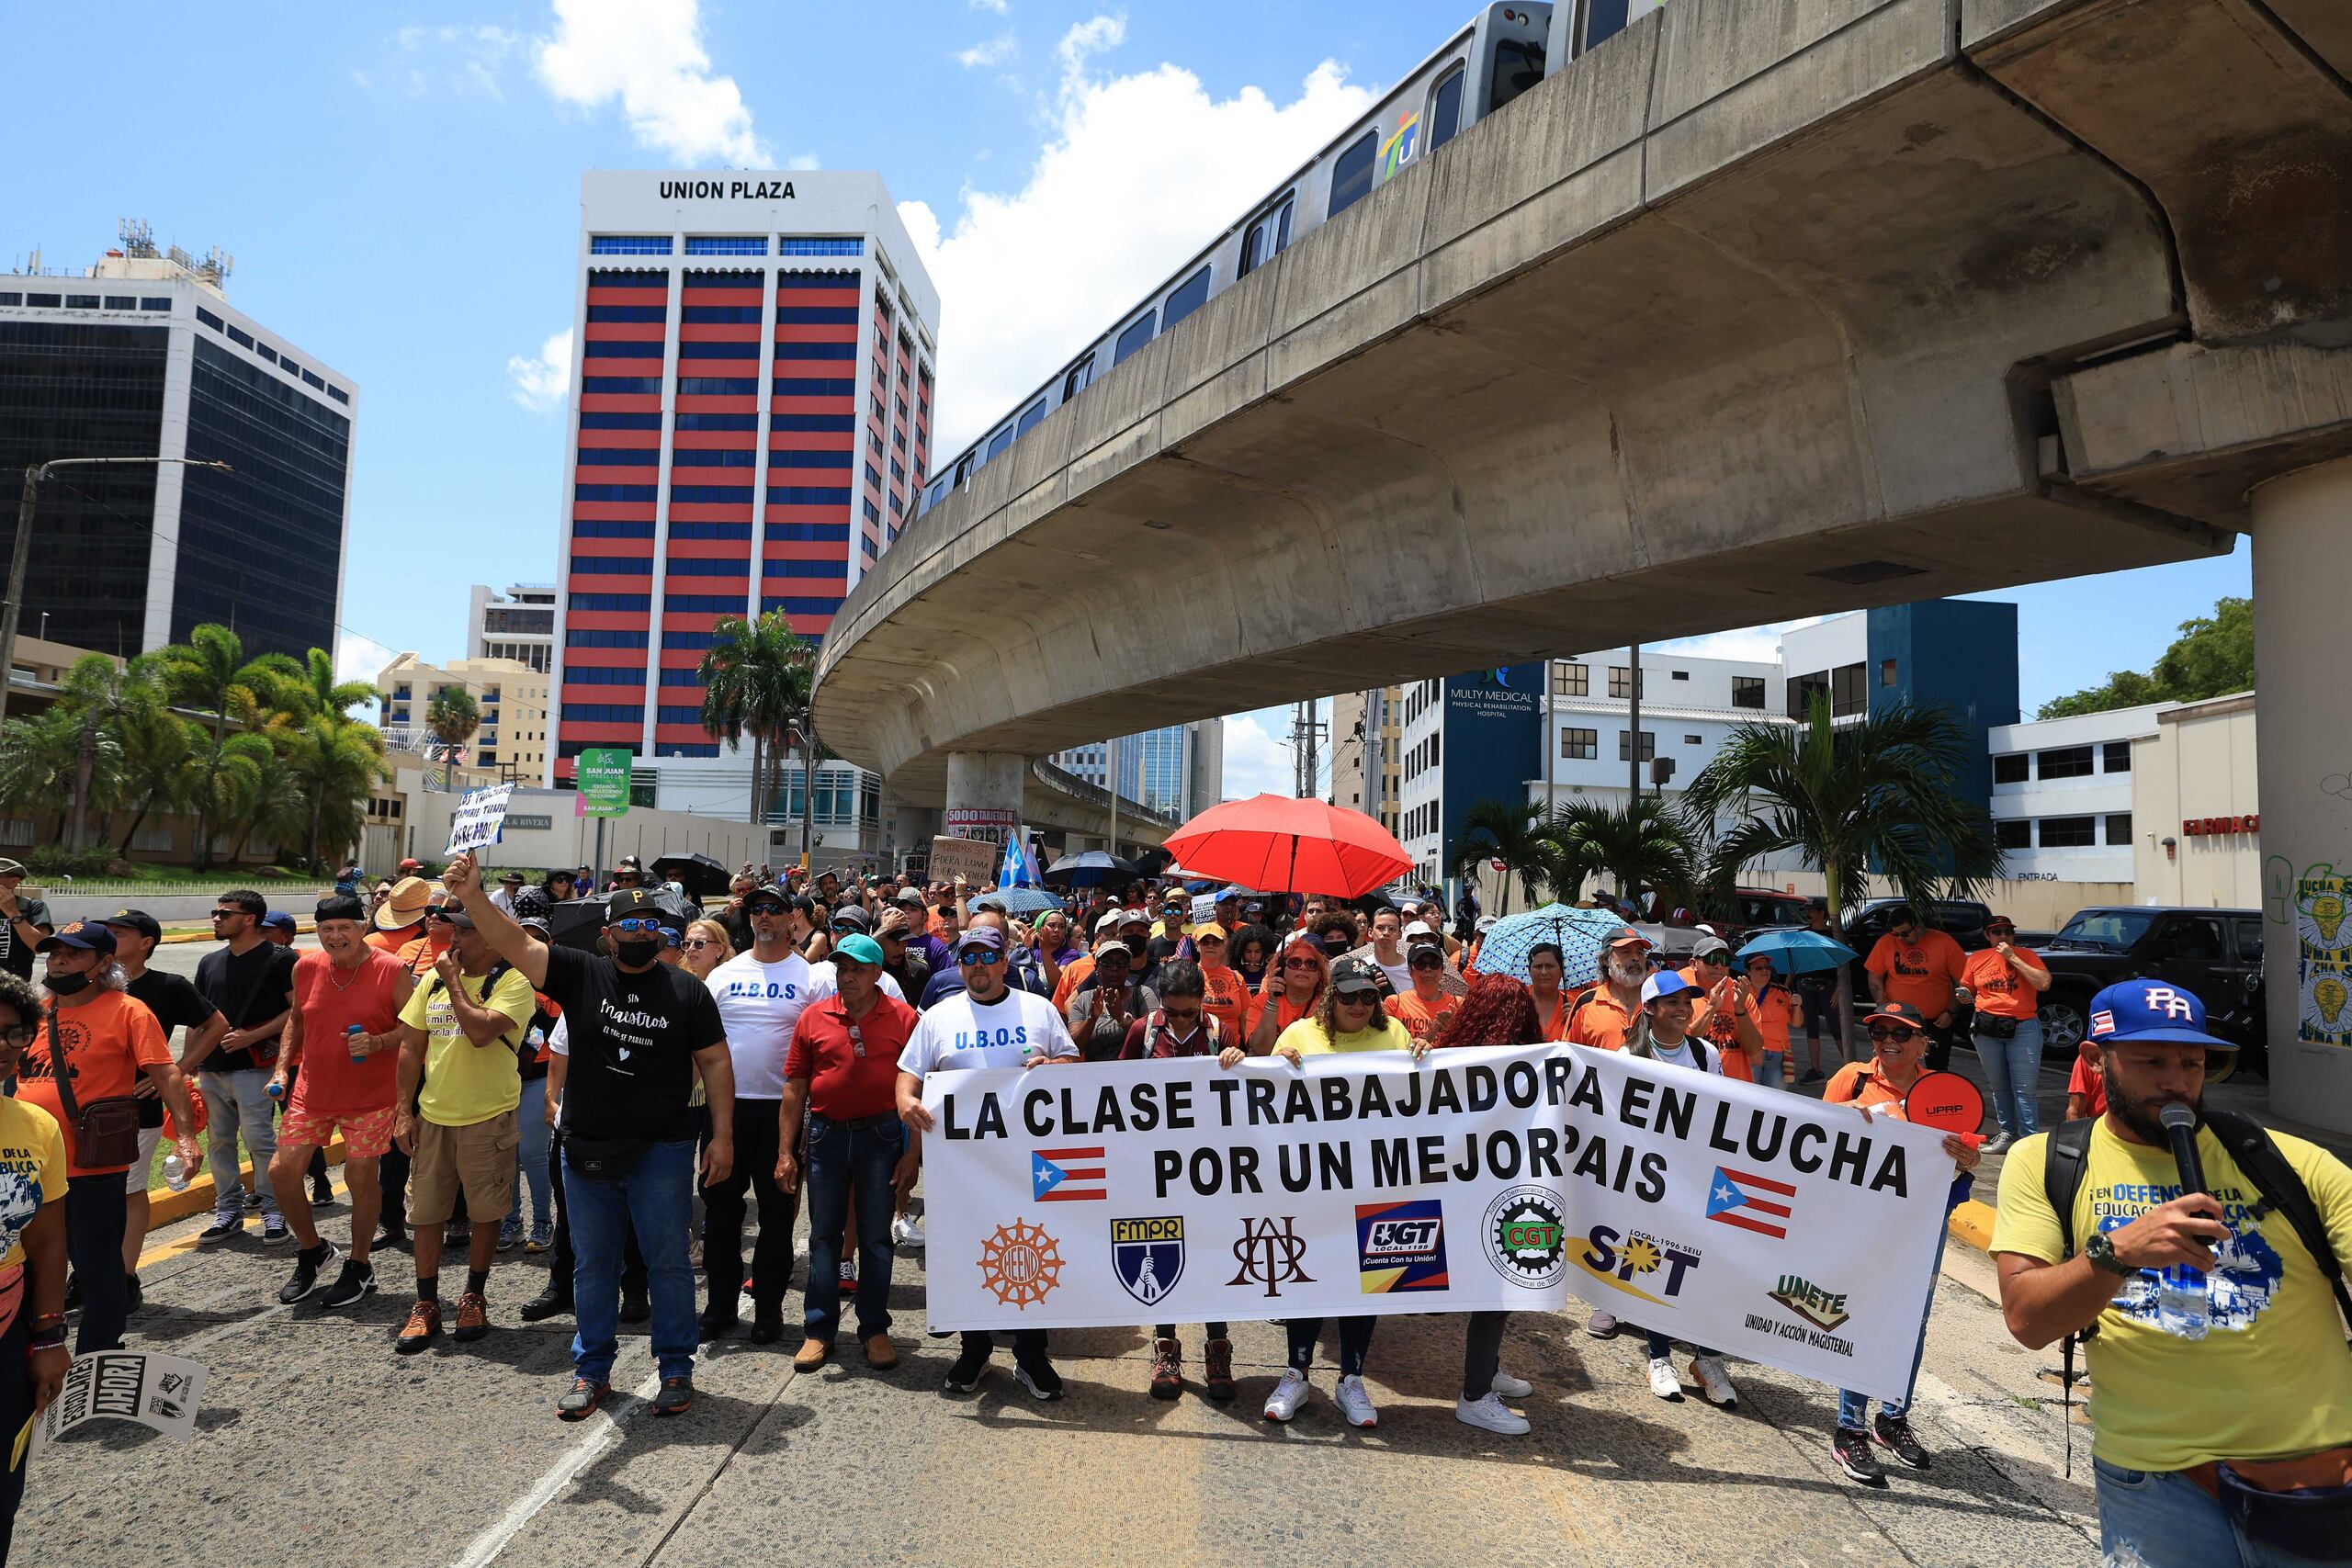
[974,886,1064,919]
[1476,904,1624,987]
[1736,928,1856,976]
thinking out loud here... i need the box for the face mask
[45,969,92,997]
[614,938,662,967]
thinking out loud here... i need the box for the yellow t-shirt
[1991,1119,2352,1472]
[1275,1014,1413,1056]
[0,1097,65,1269]
[398,965,535,1127]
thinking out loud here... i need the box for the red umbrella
[1163,794,1414,898]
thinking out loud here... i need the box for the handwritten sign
[928,835,1000,888]
[30,1349,206,1457]
[445,783,515,857]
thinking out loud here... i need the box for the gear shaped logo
[978,1220,1065,1309]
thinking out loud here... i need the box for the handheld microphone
[2159,1102,2207,1198]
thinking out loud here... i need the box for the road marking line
[450,1367,664,1568]
[136,1179,350,1272]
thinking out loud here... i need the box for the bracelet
[27,1313,63,1333]
[27,1330,66,1352]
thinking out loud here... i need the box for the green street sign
[577,748,634,818]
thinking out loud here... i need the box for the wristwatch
[2084,1231,2136,1277]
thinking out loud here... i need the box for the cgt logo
[1355,1200,1448,1294]
[1575,1224,1702,1307]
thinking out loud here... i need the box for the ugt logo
[1229,1216,1316,1299]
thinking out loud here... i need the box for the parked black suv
[2028,906,2268,1071]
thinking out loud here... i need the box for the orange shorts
[279,1102,398,1161]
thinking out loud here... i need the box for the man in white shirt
[897,925,1079,1400]
[488,872,525,916]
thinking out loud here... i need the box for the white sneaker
[1262,1368,1309,1423]
[1647,1356,1685,1401]
[1690,1354,1738,1408]
[1489,1369,1533,1398]
[1586,1310,1620,1339]
[891,1213,925,1250]
[1456,1391,1531,1434]
[1334,1373,1378,1429]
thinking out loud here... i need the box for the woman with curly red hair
[1428,974,1547,1437]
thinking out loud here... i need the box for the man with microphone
[1992,977,2352,1567]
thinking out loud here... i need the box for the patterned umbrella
[1476,904,1626,987]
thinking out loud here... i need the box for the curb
[149,1134,350,1227]
[1948,1198,1996,1254]
[160,925,315,944]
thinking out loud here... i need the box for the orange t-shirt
[1199,964,1259,1044]
[1054,953,1097,1012]
[1749,985,1800,1054]
[1866,931,1967,1018]
[1565,987,1637,1051]
[2066,1053,2107,1116]
[20,990,172,1175]
[1531,991,1574,1043]
[1824,1060,1909,1115]
[395,931,453,977]
[1385,988,1461,1045]
[363,929,406,953]
[1961,946,2047,1021]
[1679,967,1756,1081]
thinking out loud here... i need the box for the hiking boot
[1834,1426,1888,1485]
[277,1241,339,1303]
[318,1258,378,1310]
[794,1337,832,1371]
[1873,1412,1931,1471]
[452,1291,491,1343]
[557,1377,610,1421]
[652,1377,695,1416]
[518,1285,571,1323]
[395,1300,442,1354]
[1203,1337,1236,1403]
[1149,1337,1182,1400]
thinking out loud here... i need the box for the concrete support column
[2251,455,2352,1134]
[944,750,1026,845]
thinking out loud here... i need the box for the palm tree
[0,708,83,843]
[1683,694,2004,1028]
[53,653,158,851]
[424,685,481,792]
[153,626,300,869]
[283,647,377,722]
[218,737,300,867]
[1449,798,1557,916]
[279,715,388,873]
[1547,796,1702,916]
[698,612,820,847]
[112,704,203,859]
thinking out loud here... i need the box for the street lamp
[2,456,232,727]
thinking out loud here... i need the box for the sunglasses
[683,937,719,949]
[748,904,787,918]
[1699,952,1731,965]
[956,950,1005,967]
[1334,990,1379,1005]
[1282,957,1320,970]
[210,909,244,920]
[1162,1007,1202,1024]
[1868,1024,1919,1043]
[610,916,665,934]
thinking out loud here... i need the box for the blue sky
[10,1,2249,796]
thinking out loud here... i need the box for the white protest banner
[1190,893,1217,925]
[927,835,999,888]
[920,1045,1954,1401]
[29,1349,206,1456]
[444,782,515,858]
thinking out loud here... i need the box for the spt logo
[1576,1224,1702,1307]
[1482,1185,1566,1289]
[1355,1200,1448,1293]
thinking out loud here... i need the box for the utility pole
[3,457,230,728]
[1291,698,1328,801]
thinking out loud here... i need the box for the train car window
[1329,132,1378,218]
[1584,0,1631,48]
[1015,397,1049,437]
[1063,354,1095,400]
[1275,198,1295,253]
[1163,265,1213,330]
[1429,69,1465,151]
[1113,310,1157,367]
[985,426,1014,463]
[1487,37,1546,115]
[1239,222,1265,277]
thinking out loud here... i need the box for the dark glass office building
[0,263,356,664]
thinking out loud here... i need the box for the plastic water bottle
[345,1023,366,1061]
[2156,1264,2209,1340]
[162,1150,190,1192]
[266,1078,286,1101]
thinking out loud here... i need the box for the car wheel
[2040,993,2088,1055]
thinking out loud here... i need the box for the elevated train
[915,0,1671,522]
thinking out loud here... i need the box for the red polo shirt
[785,992,921,1120]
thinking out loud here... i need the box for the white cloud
[970,0,1010,13]
[534,0,768,165]
[786,152,821,171]
[1222,709,1298,800]
[505,329,574,412]
[900,14,1377,453]
[335,630,401,695]
[373,24,525,99]
[1653,616,1827,664]
[957,31,1016,69]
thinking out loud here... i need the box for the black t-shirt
[192,941,299,1073]
[126,969,220,1128]
[540,945,721,1143]
[0,895,53,981]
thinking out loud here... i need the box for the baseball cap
[1603,925,1652,951]
[604,888,662,922]
[397,858,423,873]
[1639,971,1697,1007]
[432,906,477,930]
[749,883,792,906]
[518,917,552,937]
[1094,910,1125,934]
[2086,978,2233,1049]
[102,908,162,942]
[833,932,886,966]
[894,887,928,908]
[1190,924,1227,942]
[36,920,116,955]
[0,859,25,878]
[1983,912,2017,931]
[1402,920,1439,943]
[830,906,872,932]
[499,871,526,886]
[1863,1000,1931,1031]
[956,925,1007,955]
[1329,957,1384,996]
[1476,915,1499,932]
[1120,908,1150,926]
[262,912,297,934]
[1092,939,1132,960]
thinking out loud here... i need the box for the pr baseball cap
[36,920,116,955]
[1639,970,1697,1007]
[2087,977,2233,1049]
[102,908,162,942]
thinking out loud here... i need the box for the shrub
[23,844,115,879]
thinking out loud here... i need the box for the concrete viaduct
[816,0,2352,1123]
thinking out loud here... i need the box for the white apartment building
[469,582,555,672]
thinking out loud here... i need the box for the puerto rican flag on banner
[1705,1166,1797,1239]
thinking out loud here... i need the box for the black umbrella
[1041,850,1139,889]
[650,852,731,900]
[1132,845,1175,877]
[548,886,703,953]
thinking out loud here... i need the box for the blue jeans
[802,1113,903,1340]
[199,1066,278,1222]
[1758,1051,1785,1090]
[1974,1018,2046,1138]
[513,1078,551,1229]
[1641,1326,1718,1360]
[566,1139,697,1384]
[1839,1221,1950,1428]
[2093,1455,2346,1567]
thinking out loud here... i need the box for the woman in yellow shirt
[1261,959,1408,1428]
[0,970,74,1557]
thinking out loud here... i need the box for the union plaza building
[547,172,939,856]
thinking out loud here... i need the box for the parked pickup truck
[2029,906,2268,1073]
